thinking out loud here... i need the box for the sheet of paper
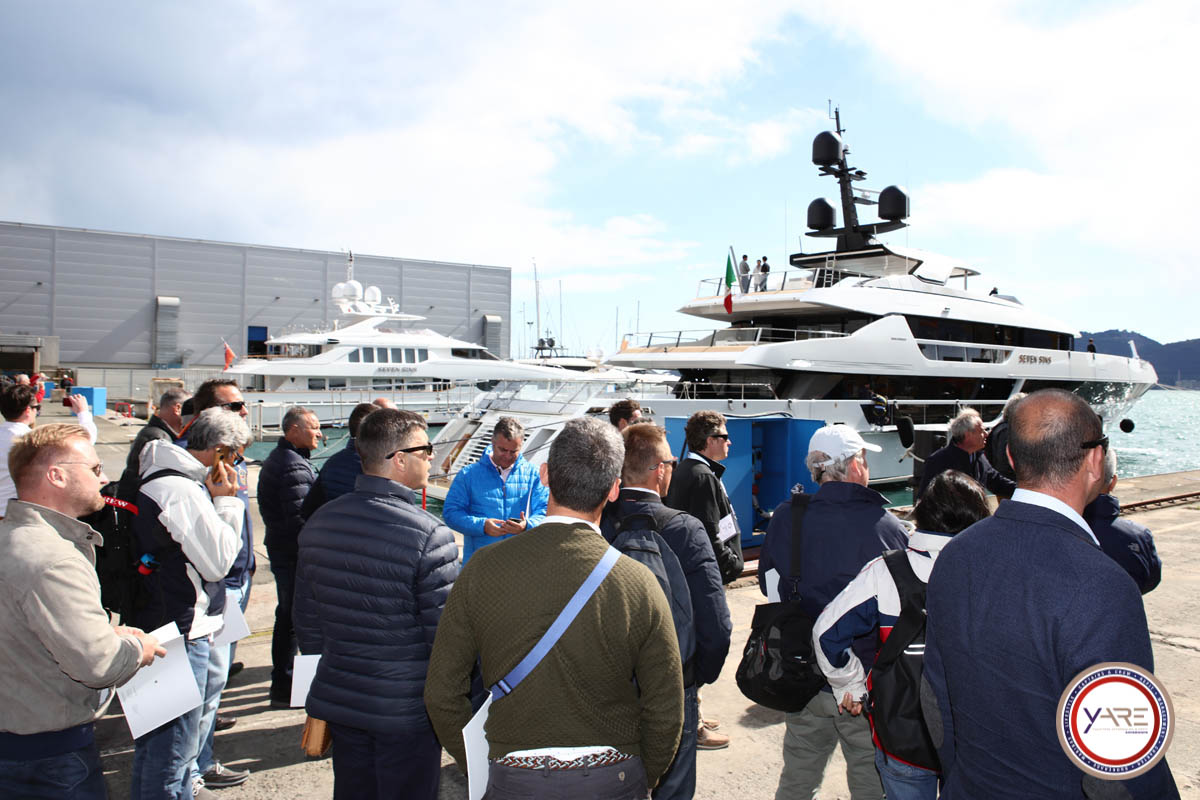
[212,598,251,647]
[463,692,493,800]
[717,512,738,543]
[116,622,203,739]
[291,654,321,708]
[764,568,781,603]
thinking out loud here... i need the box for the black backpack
[868,549,940,771]
[735,492,827,712]
[85,468,189,621]
[607,508,698,686]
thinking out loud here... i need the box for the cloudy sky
[3,1,1197,355]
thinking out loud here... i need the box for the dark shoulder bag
[735,492,827,712]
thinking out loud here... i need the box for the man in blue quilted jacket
[443,416,548,563]
[294,408,459,800]
[258,406,320,706]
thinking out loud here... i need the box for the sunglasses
[657,458,678,469]
[709,433,730,440]
[220,401,247,412]
[386,443,434,458]
[1080,435,1109,453]
[57,461,103,477]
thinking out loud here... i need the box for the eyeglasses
[220,401,247,412]
[386,443,434,458]
[31,404,41,412]
[57,461,103,477]
[1080,435,1109,453]
[709,433,730,440]
[656,459,678,469]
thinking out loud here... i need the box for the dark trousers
[653,684,698,799]
[269,556,296,698]
[0,739,107,799]
[485,756,649,800]
[328,722,440,800]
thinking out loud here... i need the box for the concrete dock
[80,410,1199,798]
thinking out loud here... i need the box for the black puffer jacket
[663,454,744,584]
[294,474,460,734]
[258,439,316,561]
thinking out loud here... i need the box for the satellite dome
[364,285,382,305]
[879,185,910,222]
[812,131,844,166]
[807,198,837,230]
[331,282,348,299]
[342,280,363,300]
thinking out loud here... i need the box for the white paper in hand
[116,622,203,739]
[764,568,781,603]
[291,654,321,708]
[717,512,738,543]
[212,599,251,647]
[463,693,493,800]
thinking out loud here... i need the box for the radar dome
[332,282,348,299]
[342,279,364,301]
[812,131,844,166]
[363,285,382,305]
[878,185,910,221]
[807,198,837,230]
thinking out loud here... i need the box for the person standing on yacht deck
[752,259,765,291]
[738,254,751,293]
[442,416,549,563]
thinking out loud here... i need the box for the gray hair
[158,387,190,410]
[187,408,251,452]
[546,417,623,513]
[282,406,315,433]
[807,449,857,484]
[1001,393,1027,421]
[357,408,428,471]
[1101,445,1118,487]
[948,408,982,443]
[493,416,524,442]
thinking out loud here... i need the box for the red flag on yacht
[223,341,236,370]
[723,254,735,314]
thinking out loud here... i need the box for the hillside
[1076,330,1200,385]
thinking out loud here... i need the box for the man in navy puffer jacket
[295,408,459,800]
[258,406,320,705]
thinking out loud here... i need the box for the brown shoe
[701,716,721,731]
[696,726,730,750]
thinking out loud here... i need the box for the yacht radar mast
[805,108,910,252]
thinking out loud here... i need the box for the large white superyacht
[431,114,1156,494]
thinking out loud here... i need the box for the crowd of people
[0,375,1179,799]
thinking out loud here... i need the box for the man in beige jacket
[0,423,164,799]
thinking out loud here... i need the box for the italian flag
[723,254,735,313]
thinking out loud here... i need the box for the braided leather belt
[493,750,635,771]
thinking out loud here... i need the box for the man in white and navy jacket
[812,469,991,799]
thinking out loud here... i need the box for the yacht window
[417,348,429,362]
[404,348,416,363]
[362,348,375,363]
[308,378,327,390]
[348,378,368,389]
[329,377,347,390]
[377,348,389,363]
[408,382,425,391]
[373,378,392,389]
[349,349,360,363]
[392,348,405,363]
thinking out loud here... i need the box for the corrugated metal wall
[0,221,511,366]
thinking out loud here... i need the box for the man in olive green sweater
[426,417,684,798]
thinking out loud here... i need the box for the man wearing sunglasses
[443,416,548,563]
[600,423,733,791]
[295,408,459,800]
[1,384,98,520]
[922,390,1179,798]
[0,423,166,799]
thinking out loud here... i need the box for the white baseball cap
[807,425,881,466]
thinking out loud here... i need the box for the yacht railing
[696,265,871,297]
[915,339,1013,364]
[673,381,779,400]
[624,327,848,349]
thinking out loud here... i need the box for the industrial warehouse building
[0,220,512,398]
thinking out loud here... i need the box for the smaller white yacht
[226,255,572,427]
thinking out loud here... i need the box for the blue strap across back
[489,546,621,700]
